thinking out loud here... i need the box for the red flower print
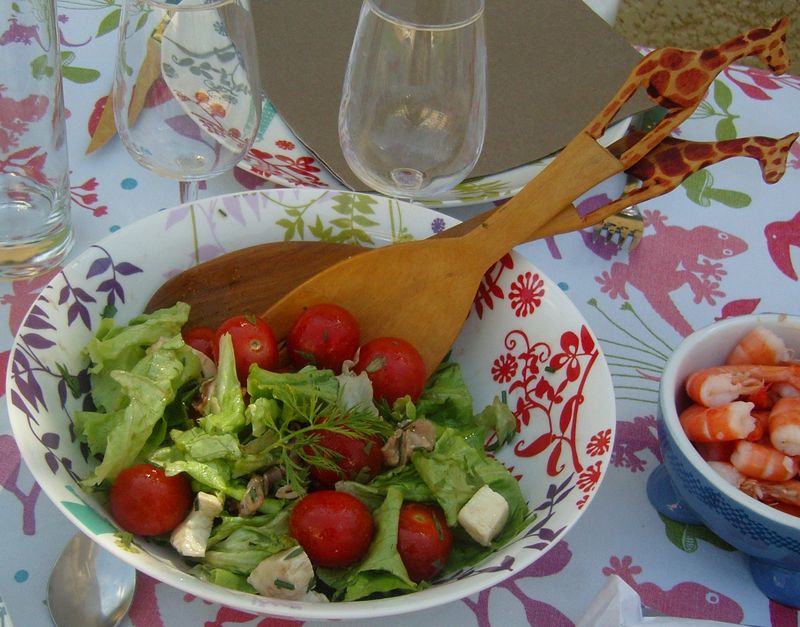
[491,352,517,383]
[577,461,602,492]
[586,428,612,457]
[576,494,590,509]
[549,330,582,382]
[508,271,544,317]
[276,139,295,150]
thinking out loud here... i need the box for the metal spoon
[47,532,136,627]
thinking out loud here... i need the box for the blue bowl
[648,314,800,608]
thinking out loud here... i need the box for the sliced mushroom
[238,475,266,517]
[381,418,437,467]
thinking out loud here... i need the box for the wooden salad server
[253,19,791,375]
[144,128,798,328]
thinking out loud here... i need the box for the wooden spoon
[259,135,613,374]
[258,20,792,375]
[144,127,798,328]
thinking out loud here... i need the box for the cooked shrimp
[750,409,771,442]
[730,440,799,482]
[694,440,736,462]
[726,326,792,365]
[740,477,800,509]
[679,401,756,442]
[769,397,800,456]
[685,364,800,407]
[706,461,746,488]
[772,382,800,399]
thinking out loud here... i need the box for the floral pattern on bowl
[7,189,615,620]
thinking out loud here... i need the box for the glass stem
[179,180,201,204]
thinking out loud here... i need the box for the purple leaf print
[165,204,190,229]
[86,257,112,278]
[222,194,248,226]
[45,450,59,474]
[115,261,143,276]
[11,388,41,422]
[58,285,71,305]
[57,378,68,407]
[41,432,60,448]
[73,287,95,303]
[20,332,55,350]
[23,312,56,331]
[67,301,91,328]
[197,243,226,263]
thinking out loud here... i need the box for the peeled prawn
[769,396,800,456]
[730,440,799,482]
[685,364,800,408]
[726,326,792,365]
[679,401,756,442]
[707,461,747,488]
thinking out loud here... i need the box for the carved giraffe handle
[534,131,800,239]
[583,17,790,169]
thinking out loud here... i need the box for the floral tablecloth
[2,4,800,626]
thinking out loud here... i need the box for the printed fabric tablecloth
[2,4,800,626]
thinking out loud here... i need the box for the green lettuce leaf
[412,427,528,528]
[83,302,191,412]
[247,365,339,406]
[76,332,203,487]
[197,332,245,435]
[202,511,295,575]
[413,361,474,427]
[336,463,434,511]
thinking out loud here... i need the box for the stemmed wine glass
[113,0,261,204]
[338,0,487,200]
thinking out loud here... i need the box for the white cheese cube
[170,492,223,558]
[247,547,315,600]
[457,484,509,547]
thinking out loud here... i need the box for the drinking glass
[338,0,487,199]
[0,0,73,278]
[113,0,261,204]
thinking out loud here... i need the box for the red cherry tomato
[287,303,360,372]
[397,502,453,582]
[214,315,279,384]
[109,464,193,536]
[309,427,384,487]
[354,336,427,404]
[182,325,216,360]
[289,490,374,568]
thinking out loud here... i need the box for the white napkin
[576,575,742,627]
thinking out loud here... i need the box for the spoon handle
[461,17,791,264]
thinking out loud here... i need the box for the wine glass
[113,0,261,204]
[338,0,487,200]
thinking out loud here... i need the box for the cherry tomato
[214,315,279,384]
[289,490,374,568]
[309,427,384,487]
[182,325,216,360]
[287,303,360,372]
[109,463,193,536]
[354,336,427,405]
[397,502,453,582]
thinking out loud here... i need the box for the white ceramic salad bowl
[7,189,616,620]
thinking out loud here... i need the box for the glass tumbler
[0,0,73,279]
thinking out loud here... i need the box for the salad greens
[74,304,532,601]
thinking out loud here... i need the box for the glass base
[0,175,73,279]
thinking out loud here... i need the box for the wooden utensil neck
[460,132,622,266]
